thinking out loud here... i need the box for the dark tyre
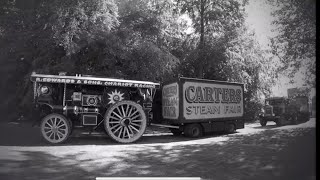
[68,119,73,135]
[260,119,267,126]
[276,117,284,126]
[292,115,298,125]
[104,100,147,143]
[184,124,203,138]
[225,123,236,133]
[170,128,182,136]
[40,113,71,144]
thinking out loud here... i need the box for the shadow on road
[0,128,315,180]
[253,125,278,130]
[0,122,234,146]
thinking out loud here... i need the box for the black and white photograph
[0,0,316,179]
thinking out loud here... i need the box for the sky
[245,0,309,97]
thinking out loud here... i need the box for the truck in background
[153,77,244,137]
[259,87,310,126]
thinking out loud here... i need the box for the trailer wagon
[154,77,245,137]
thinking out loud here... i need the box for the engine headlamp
[40,86,49,94]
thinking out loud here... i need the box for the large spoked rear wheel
[104,101,147,143]
[40,113,71,144]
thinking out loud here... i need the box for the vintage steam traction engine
[30,72,160,144]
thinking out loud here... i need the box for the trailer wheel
[225,123,236,133]
[169,128,182,136]
[184,124,203,138]
[40,113,71,144]
[104,100,147,143]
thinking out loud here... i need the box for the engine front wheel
[40,113,71,144]
[104,101,147,143]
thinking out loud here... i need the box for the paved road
[0,119,316,180]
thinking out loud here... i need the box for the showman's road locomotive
[31,72,159,143]
[31,72,245,144]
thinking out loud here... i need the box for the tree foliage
[177,0,247,78]
[49,0,119,55]
[268,0,316,86]
[0,0,275,121]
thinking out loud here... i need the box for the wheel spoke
[123,127,127,138]
[131,114,141,120]
[125,104,129,117]
[112,125,122,133]
[125,127,131,138]
[109,121,120,124]
[132,119,143,122]
[57,131,64,138]
[116,107,123,117]
[54,118,57,126]
[127,106,134,118]
[112,111,123,120]
[58,128,66,133]
[110,124,120,130]
[131,122,141,127]
[122,127,127,138]
[58,125,66,129]
[128,125,134,135]
[49,118,54,127]
[121,127,126,138]
[45,122,53,128]
[48,132,54,139]
[129,110,139,118]
[121,105,126,118]
[129,125,139,132]
[45,129,52,134]
[54,132,58,140]
[110,116,121,121]
[118,127,123,138]
[56,119,63,127]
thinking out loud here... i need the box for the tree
[113,0,182,82]
[268,0,316,86]
[0,0,120,120]
[47,0,119,55]
[177,0,247,78]
[225,26,277,120]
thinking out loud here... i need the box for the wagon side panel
[181,78,244,123]
[162,82,180,121]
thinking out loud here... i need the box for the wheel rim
[41,114,69,143]
[229,124,234,132]
[192,128,200,136]
[105,101,146,143]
